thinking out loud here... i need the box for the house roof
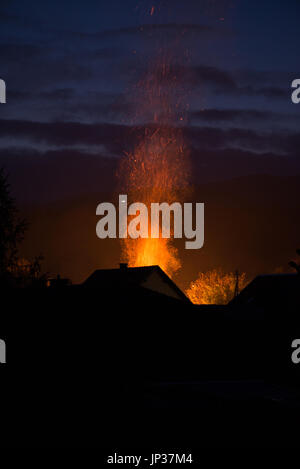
[229,273,300,310]
[82,265,190,302]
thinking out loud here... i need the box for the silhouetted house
[82,264,190,303]
[229,273,300,315]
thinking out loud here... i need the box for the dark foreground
[0,286,299,448]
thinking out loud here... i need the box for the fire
[186,270,248,305]
[117,52,190,277]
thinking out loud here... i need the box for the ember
[117,54,190,277]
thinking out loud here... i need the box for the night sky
[1,0,300,287]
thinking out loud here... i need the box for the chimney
[120,263,128,270]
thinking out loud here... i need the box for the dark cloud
[191,109,272,122]
[255,86,287,98]
[39,88,76,100]
[139,64,288,100]
[1,118,300,161]
[193,65,236,90]
[0,119,129,155]
[187,125,300,154]
[1,143,299,208]
[0,119,121,146]
[3,88,133,124]
[190,109,300,125]
[69,22,229,40]
[189,146,300,182]
[191,65,287,99]
[92,47,122,60]
[0,43,42,61]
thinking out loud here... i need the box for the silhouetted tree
[289,249,300,274]
[186,269,248,305]
[9,254,47,287]
[0,168,27,278]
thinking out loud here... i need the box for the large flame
[118,53,190,277]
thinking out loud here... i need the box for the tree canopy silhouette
[186,269,248,305]
[0,168,27,277]
[289,249,300,274]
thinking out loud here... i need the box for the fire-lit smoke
[117,36,190,277]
